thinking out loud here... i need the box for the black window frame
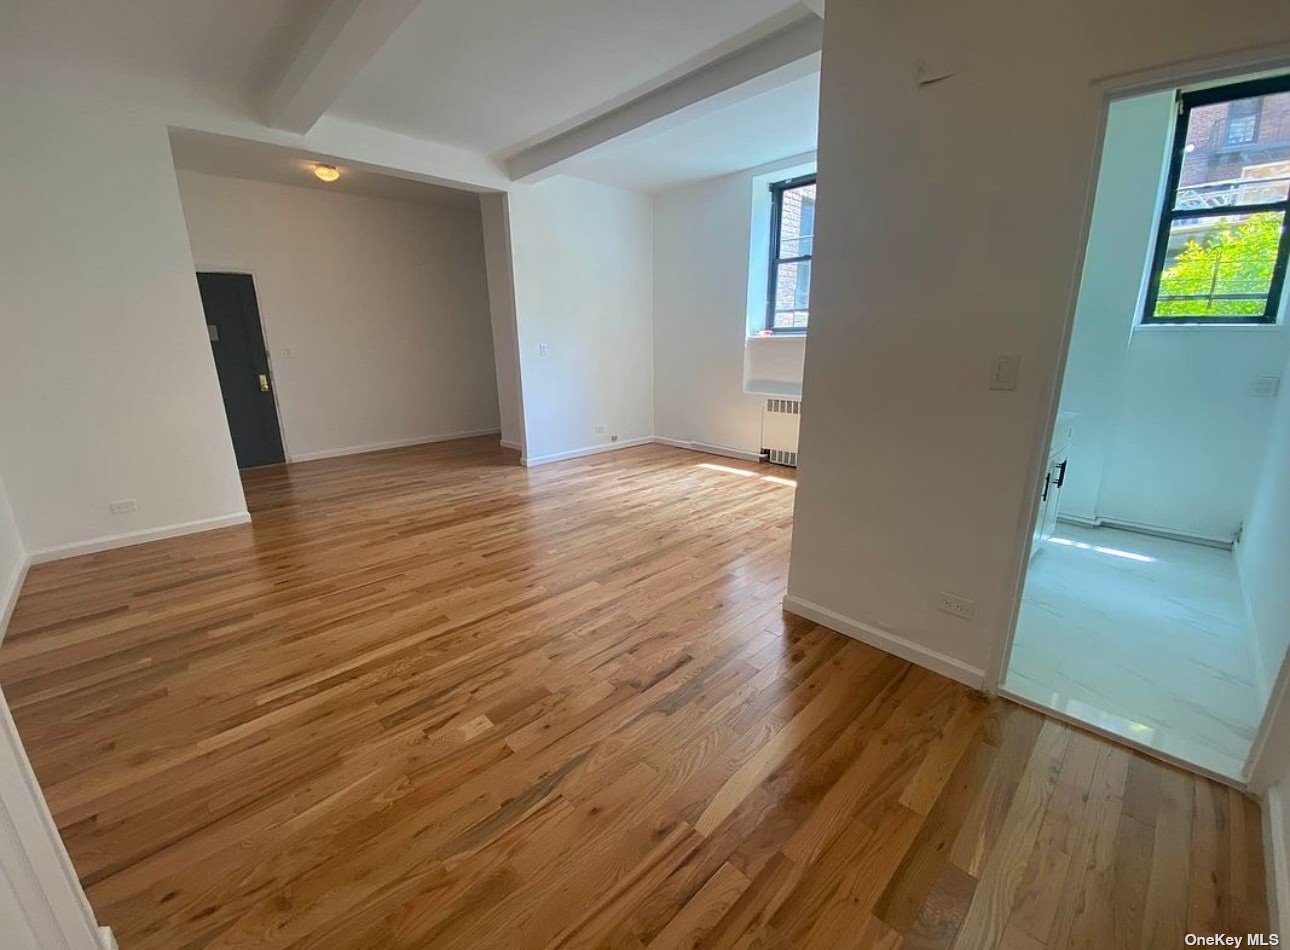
[766,173,817,334]
[1141,74,1290,326]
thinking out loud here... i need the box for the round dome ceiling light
[313,164,340,183]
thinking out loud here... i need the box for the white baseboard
[1058,514,1234,549]
[1267,784,1290,938]
[0,556,31,644]
[500,439,522,451]
[27,512,252,565]
[100,926,117,950]
[782,594,986,689]
[653,437,762,463]
[1055,512,1100,528]
[521,436,654,467]
[289,429,502,463]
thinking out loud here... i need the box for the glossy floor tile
[1004,524,1261,779]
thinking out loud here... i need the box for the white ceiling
[6,0,822,197]
[563,70,819,193]
[168,129,484,209]
[330,0,803,155]
[0,0,321,103]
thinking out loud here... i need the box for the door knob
[259,374,270,393]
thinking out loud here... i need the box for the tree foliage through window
[1154,212,1282,318]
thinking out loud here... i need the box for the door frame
[981,43,1290,792]
[194,265,294,465]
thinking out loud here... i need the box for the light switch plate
[990,354,1021,391]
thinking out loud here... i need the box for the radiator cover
[761,398,801,467]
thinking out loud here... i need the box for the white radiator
[761,398,801,467]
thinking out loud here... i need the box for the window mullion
[1166,199,1290,223]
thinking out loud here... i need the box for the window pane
[1152,210,1283,319]
[1173,91,1290,211]
[775,260,811,311]
[772,309,810,330]
[778,183,816,258]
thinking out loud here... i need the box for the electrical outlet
[611,434,619,443]
[1251,375,1281,398]
[538,342,550,358]
[109,499,138,516]
[937,591,976,620]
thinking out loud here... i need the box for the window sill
[747,333,808,342]
[1132,322,1284,332]
[745,379,803,399]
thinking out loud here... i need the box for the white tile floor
[1003,523,1261,779]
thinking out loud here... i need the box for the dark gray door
[196,273,285,469]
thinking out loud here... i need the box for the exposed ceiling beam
[505,14,824,183]
[264,0,422,134]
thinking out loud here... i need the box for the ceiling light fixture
[313,164,340,183]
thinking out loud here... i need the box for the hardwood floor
[0,439,1268,948]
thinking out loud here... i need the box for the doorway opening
[196,272,287,469]
[1004,72,1290,781]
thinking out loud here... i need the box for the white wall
[506,177,654,464]
[176,171,500,462]
[652,156,813,458]
[1243,374,1290,926]
[1097,327,1289,540]
[1056,92,1173,522]
[480,193,527,451]
[655,173,766,455]
[1237,345,1290,697]
[787,0,1290,682]
[0,83,247,558]
[0,475,25,639]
